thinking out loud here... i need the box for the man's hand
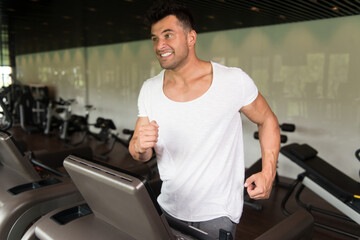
[244,171,274,200]
[135,120,159,154]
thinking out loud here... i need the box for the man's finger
[244,175,256,188]
[150,120,159,127]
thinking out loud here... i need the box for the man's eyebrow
[150,29,174,38]
[161,29,174,34]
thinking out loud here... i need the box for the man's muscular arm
[241,93,280,199]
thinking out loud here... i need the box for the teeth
[161,52,172,57]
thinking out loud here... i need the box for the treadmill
[22,154,316,240]
[23,155,228,240]
[0,130,83,240]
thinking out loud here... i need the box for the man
[129,1,280,238]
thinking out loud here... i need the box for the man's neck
[165,58,210,84]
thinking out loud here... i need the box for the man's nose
[155,38,166,51]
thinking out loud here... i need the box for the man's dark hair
[144,0,195,31]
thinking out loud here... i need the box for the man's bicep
[240,93,272,125]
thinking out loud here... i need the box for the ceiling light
[251,6,260,12]
[332,6,339,11]
[279,15,286,19]
[88,8,97,12]
[235,21,243,25]
[208,15,215,19]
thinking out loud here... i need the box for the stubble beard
[158,46,189,70]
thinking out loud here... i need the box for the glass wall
[1,24,12,88]
[15,15,360,180]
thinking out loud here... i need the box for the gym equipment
[19,85,49,134]
[64,108,134,152]
[62,104,95,147]
[82,117,133,160]
[44,98,75,140]
[29,85,50,129]
[356,149,360,177]
[244,123,296,211]
[254,208,313,240]
[22,155,314,240]
[1,81,26,123]
[280,143,360,239]
[24,155,215,240]
[0,130,85,240]
[67,105,94,137]
[0,87,13,131]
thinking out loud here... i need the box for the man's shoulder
[212,61,246,76]
[144,70,164,84]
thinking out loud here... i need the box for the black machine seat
[280,143,360,205]
[280,143,360,238]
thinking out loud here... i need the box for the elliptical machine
[44,98,75,141]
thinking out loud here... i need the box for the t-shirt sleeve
[137,81,148,117]
[240,70,258,107]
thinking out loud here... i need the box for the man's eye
[151,37,158,42]
[165,33,173,38]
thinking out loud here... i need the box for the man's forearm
[258,112,280,180]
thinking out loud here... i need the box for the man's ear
[187,30,197,47]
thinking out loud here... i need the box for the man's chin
[159,62,175,70]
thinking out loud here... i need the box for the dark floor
[7,125,360,240]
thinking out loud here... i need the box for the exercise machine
[0,87,13,131]
[18,85,49,134]
[67,105,94,141]
[356,148,360,177]
[44,98,75,141]
[82,117,133,160]
[0,130,88,240]
[280,143,360,239]
[23,155,314,240]
[62,104,95,147]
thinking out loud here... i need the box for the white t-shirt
[137,62,258,223]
